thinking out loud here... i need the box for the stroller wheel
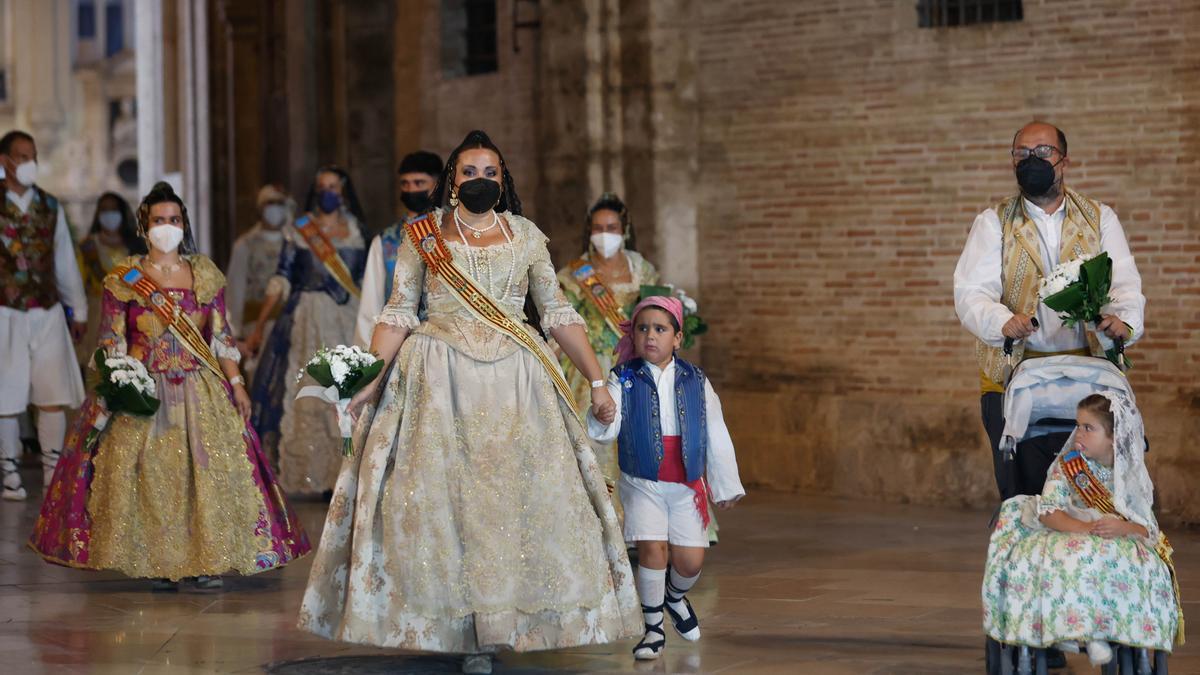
[985,637,1004,675]
[1034,648,1048,675]
[1119,646,1135,674]
[1135,648,1153,675]
[1016,645,1033,675]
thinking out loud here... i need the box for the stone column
[12,0,68,149]
[343,0,396,229]
[179,0,212,255]
[215,1,266,256]
[534,1,592,262]
[535,0,630,264]
[284,0,319,197]
[616,0,699,290]
[535,0,698,284]
[643,0,699,293]
[392,0,426,214]
[135,0,165,199]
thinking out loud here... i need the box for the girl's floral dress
[983,453,1177,651]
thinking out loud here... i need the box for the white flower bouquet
[1039,252,1127,368]
[1038,257,1088,299]
[295,345,384,456]
[88,348,160,446]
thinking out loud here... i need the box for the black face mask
[1015,156,1059,197]
[457,178,501,214]
[400,190,433,214]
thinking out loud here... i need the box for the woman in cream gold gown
[298,131,640,674]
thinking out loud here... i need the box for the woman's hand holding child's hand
[592,387,616,425]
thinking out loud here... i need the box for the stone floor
[1,476,1197,674]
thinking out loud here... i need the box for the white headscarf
[1060,390,1157,538]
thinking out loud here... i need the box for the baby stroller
[984,354,1169,675]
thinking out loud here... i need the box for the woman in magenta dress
[29,182,310,590]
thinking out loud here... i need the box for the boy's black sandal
[633,604,666,660]
[665,572,701,640]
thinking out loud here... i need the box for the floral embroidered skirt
[29,369,311,580]
[298,330,642,653]
[982,496,1178,651]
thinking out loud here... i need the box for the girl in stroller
[983,392,1182,667]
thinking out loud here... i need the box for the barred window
[917,0,1022,28]
[442,0,499,78]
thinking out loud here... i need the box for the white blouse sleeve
[375,235,423,333]
[224,237,250,337]
[523,221,585,331]
[1097,205,1146,344]
[703,379,745,503]
[54,207,88,321]
[355,236,387,346]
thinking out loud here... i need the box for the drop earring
[449,186,459,208]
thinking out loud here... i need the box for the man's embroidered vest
[0,189,61,311]
[977,189,1105,387]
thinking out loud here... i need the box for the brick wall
[391,0,1200,520]
[694,0,1200,518]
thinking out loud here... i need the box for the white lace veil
[1059,390,1156,536]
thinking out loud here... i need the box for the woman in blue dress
[248,166,368,495]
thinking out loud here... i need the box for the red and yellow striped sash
[403,215,576,412]
[568,258,626,335]
[113,264,226,380]
[294,215,361,299]
[1060,451,1118,514]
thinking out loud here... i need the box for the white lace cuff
[211,336,242,364]
[375,307,420,330]
[540,306,586,331]
[266,275,290,300]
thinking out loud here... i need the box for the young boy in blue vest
[587,295,744,661]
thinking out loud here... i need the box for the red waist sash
[657,435,710,528]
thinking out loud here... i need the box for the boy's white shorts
[619,472,709,548]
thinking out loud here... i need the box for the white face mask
[262,203,287,228]
[148,225,185,253]
[590,232,623,259]
[14,160,37,187]
[98,210,123,232]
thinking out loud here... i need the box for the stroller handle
[1002,317,1040,357]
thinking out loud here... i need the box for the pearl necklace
[452,211,516,302]
[454,208,500,239]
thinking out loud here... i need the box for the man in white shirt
[227,184,292,376]
[0,130,88,500]
[354,151,441,347]
[954,122,1145,500]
